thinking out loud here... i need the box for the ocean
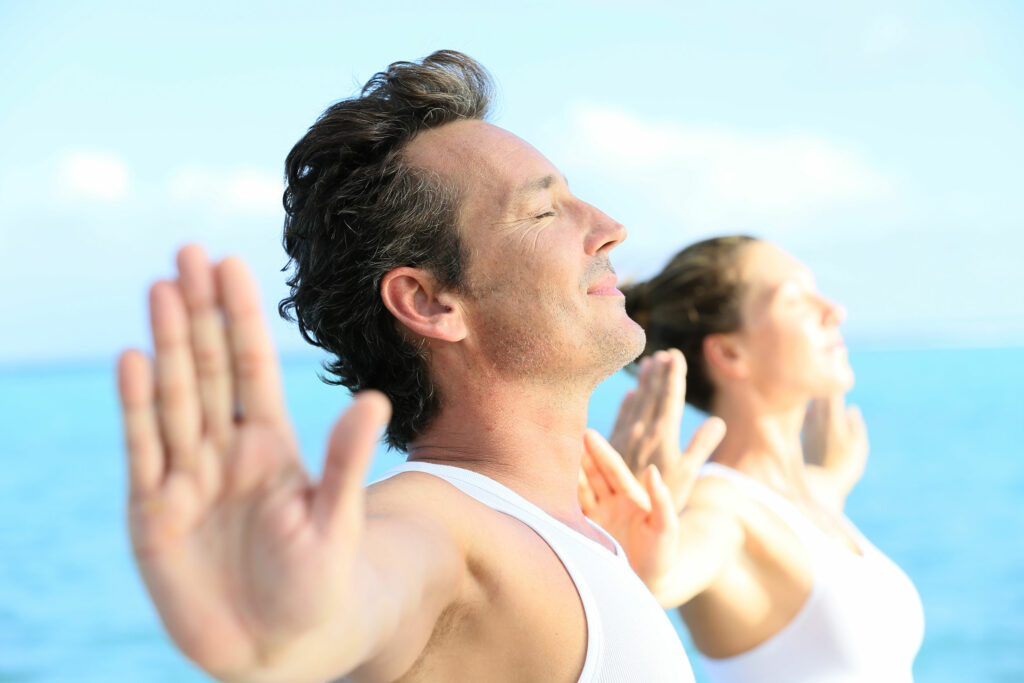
[1,347,1021,682]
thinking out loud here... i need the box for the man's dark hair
[279,50,494,451]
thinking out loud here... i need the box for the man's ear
[380,267,466,343]
[704,333,749,381]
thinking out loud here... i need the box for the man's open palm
[117,246,390,680]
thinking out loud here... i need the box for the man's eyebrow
[495,173,570,226]
[511,173,568,200]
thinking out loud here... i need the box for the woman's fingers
[581,439,614,501]
[634,352,666,428]
[217,258,287,426]
[664,350,687,421]
[847,405,865,435]
[584,430,650,507]
[667,417,726,509]
[827,393,846,429]
[150,280,202,474]
[177,245,234,451]
[681,417,727,464]
[578,468,598,517]
[846,405,869,454]
[642,465,677,535]
[118,350,165,500]
[609,389,638,453]
[655,349,686,444]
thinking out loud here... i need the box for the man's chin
[596,319,647,377]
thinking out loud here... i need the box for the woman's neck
[710,395,811,499]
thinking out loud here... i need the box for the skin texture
[118,120,717,682]
[579,241,872,659]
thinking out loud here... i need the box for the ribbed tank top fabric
[373,461,694,682]
[694,463,924,683]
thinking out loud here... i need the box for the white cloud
[168,166,282,215]
[564,104,893,234]
[862,15,907,57]
[55,150,129,201]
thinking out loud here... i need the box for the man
[117,50,720,683]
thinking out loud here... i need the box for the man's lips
[587,273,622,296]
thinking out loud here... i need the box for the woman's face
[733,242,854,404]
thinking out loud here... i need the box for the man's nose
[583,203,627,256]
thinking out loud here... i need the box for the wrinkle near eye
[491,215,552,254]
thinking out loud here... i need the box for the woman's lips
[825,338,848,354]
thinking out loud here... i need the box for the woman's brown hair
[623,235,757,413]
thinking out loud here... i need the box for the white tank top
[374,461,695,683]
[696,462,924,683]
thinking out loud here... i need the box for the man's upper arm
[346,475,469,682]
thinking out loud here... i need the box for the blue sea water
[1,348,1021,682]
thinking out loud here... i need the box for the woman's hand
[579,429,679,583]
[579,350,726,586]
[803,394,869,510]
[609,350,726,511]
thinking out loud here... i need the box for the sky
[1,0,1022,363]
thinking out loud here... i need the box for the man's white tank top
[374,461,694,683]
[696,463,924,683]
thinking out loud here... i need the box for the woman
[579,236,923,682]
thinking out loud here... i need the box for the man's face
[405,120,644,387]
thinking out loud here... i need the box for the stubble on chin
[473,296,645,388]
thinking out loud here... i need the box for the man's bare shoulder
[362,470,523,579]
[365,470,485,529]
[362,469,554,568]
[360,470,588,682]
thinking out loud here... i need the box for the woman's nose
[823,297,847,326]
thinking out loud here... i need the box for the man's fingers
[118,350,165,498]
[217,258,286,425]
[177,245,234,451]
[150,280,202,473]
[584,430,650,507]
[315,390,391,536]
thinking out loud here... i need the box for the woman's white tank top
[374,461,695,682]
[696,462,924,683]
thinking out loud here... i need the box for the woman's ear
[704,333,749,380]
[380,266,467,343]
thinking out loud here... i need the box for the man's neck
[407,378,593,532]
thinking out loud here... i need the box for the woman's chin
[813,366,855,395]
[831,368,856,393]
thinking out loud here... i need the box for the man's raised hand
[117,246,391,682]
